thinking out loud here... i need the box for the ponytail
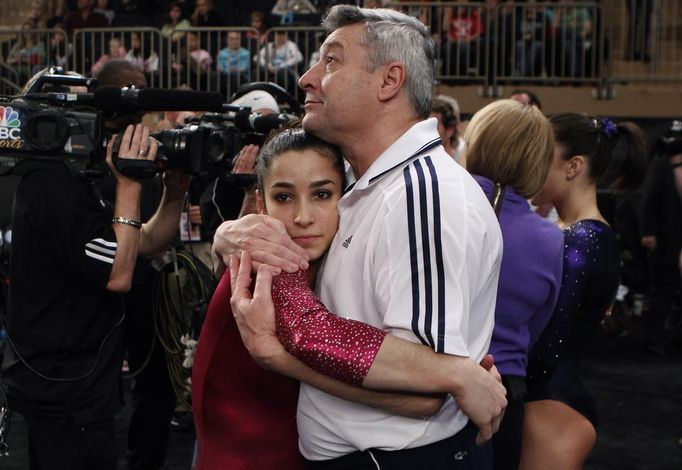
[603,121,648,191]
[550,113,649,192]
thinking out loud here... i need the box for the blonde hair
[464,99,554,198]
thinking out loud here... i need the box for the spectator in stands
[245,10,270,51]
[625,0,652,62]
[91,36,127,76]
[46,0,69,28]
[29,0,49,28]
[257,30,303,95]
[552,0,593,77]
[191,0,224,27]
[191,0,223,59]
[513,3,551,77]
[442,2,484,77]
[510,89,542,110]
[431,95,465,165]
[94,0,115,25]
[161,2,191,42]
[217,31,250,95]
[7,20,46,86]
[125,31,160,74]
[62,0,109,34]
[47,26,71,68]
[63,0,109,74]
[481,0,515,78]
[271,0,318,25]
[172,31,213,90]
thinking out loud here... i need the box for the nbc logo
[0,106,23,147]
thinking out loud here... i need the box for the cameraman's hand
[106,124,157,185]
[641,235,657,251]
[162,169,191,200]
[232,144,259,175]
[189,205,203,225]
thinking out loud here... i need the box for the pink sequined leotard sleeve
[271,270,386,386]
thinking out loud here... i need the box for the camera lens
[206,131,225,164]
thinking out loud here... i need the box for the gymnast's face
[258,149,342,262]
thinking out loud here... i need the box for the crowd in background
[0,0,658,97]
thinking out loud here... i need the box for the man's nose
[299,60,319,91]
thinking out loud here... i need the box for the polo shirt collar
[349,118,442,191]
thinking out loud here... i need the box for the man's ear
[566,155,586,180]
[255,189,266,214]
[378,62,405,102]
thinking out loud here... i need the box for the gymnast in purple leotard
[521,113,648,470]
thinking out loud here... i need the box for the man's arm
[138,169,190,258]
[231,254,507,444]
[270,349,445,419]
[211,214,309,277]
[106,124,151,292]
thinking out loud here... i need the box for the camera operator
[671,141,682,276]
[199,89,281,241]
[640,119,682,356]
[0,121,190,469]
[94,59,184,470]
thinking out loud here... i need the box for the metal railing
[73,27,164,87]
[0,27,68,90]
[0,1,679,99]
[605,0,682,85]
[0,63,20,95]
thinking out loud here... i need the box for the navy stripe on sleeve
[413,160,435,349]
[425,156,446,353]
[403,166,429,347]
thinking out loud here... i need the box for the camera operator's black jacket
[1,162,124,424]
[640,154,682,264]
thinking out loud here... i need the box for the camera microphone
[234,110,291,134]
[93,87,224,116]
[42,87,224,117]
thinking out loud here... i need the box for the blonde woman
[465,100,563,470]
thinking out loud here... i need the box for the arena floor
[3,317,681,470]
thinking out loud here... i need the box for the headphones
[230,81,302,116]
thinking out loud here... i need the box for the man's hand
[452,357,507,445]
[211,214,308,277]
[229,251,288,368]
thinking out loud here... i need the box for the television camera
[0,71,297,180]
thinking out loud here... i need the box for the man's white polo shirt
[297,119,503,460]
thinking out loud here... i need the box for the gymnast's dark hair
[549,113,648,191]
[256,127,345,191]
[510,89,542,110]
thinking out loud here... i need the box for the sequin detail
[525,220,620,426]
[271,270,386,386]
